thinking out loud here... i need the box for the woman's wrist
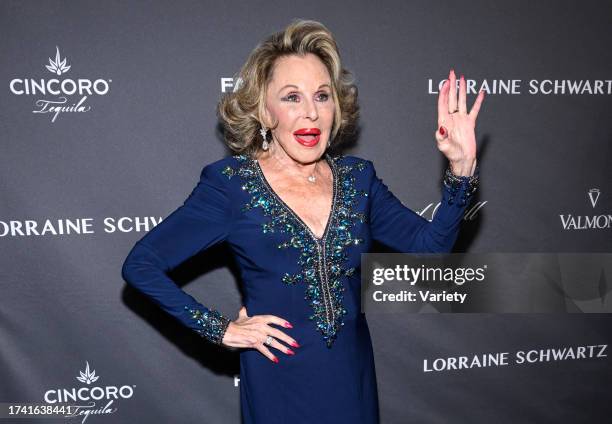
[184,306,232,346]
[449,157,477,177]
[443,162,480,206]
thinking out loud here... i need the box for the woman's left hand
[435,69,485,176]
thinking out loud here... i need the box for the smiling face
[261,53,335,164]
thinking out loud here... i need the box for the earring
[260,126,269,151]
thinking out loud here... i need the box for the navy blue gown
[121,153,478,423]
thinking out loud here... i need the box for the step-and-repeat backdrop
[2,1,610,422]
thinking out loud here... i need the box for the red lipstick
[293,128,321,147]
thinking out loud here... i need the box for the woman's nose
[303,98,318,120]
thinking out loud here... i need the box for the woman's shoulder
[331,153,374,174]
[196,154,250,182]
[200,154,242,171]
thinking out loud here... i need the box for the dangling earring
[327,139,331,148]
[260,126,269,151]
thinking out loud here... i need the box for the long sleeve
[367,160,478,253]
[121,162,233,345]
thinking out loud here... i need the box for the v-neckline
[253,153,337,243]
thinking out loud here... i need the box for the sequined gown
[121,153,477,424]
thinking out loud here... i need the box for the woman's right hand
[221,306,300,363]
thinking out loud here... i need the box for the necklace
[303,160,319,183]
[307,168,317,183]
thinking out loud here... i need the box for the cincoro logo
[8,46,111,122]
[44,385,134,403]
[10,78,110,96]
[42,361,135,423]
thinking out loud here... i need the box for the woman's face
[263,53,335,163]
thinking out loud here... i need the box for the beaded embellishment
[184,306,231,345]
[222,153,368,347]
[442,165,480,206]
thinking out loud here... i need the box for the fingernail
[272,356,279,363]
[439,126,446,136]
[284,321,293,328]
[290,341,300,348]
[286,349,295,355]
[460,74,464,80]
[450,68,454,75]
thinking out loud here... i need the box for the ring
[264,336,274,346]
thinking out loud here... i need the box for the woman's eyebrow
[278,83,331,94]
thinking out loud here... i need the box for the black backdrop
[1,1,611,422]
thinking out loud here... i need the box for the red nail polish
[290,341,300,348]
[439,126,446,136]
[284,322,293,328]
[286,349,295,355]
[272,356,279,363]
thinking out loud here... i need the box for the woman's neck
[256,146,322,180]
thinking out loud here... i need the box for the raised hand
[435,69,485,176]
[222,306,300,363]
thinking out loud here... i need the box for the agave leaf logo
[45,46,71,75]
[76,361,99,385]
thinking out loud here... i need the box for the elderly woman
[122,19,483,424]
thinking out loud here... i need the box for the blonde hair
[216,19,359,157]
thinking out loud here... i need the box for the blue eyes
[282,93,330,102]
